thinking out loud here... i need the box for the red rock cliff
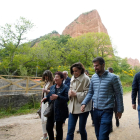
[127,58,140,68]
[62,10,108,37]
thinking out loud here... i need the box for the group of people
[38,56,140,140]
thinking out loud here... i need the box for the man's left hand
[81,105,86,112]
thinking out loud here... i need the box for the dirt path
[0,92,140,140]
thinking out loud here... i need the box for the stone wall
[0,93,42,109]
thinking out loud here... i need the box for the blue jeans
[137,105,140,128]
[94,108,113,140]
[66,112,89,140]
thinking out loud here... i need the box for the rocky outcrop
[127,58,140,68]
[62,10,108,37]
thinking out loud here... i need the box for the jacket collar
[96,70,108,77]
[65,77,68,81]
[55,83,64,89]
[71,73,85,83]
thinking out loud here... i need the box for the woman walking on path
[41,71,69,140]
[66,62,92,140]
[40,70,54,140]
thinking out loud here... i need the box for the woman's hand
[42,88,49,93]
[50,94,58,100]
[68,90,77,97]
[41,97,47,103]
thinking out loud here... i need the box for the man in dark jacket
[132,71,140,128]
[63,71,71,125]
[108,67,120,133]
[63,71,71,88]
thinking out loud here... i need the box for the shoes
[43,137,48,140]
[116,118,119,127]
[54,133,56,138]
[40,137,48,140]
[76,130,80,133]
[110,128,113,133]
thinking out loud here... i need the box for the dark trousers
[90,108,94,123]
[138,105,140,128]
[46,116,63,140]
[90,101,94,124]
[110,99,119,131]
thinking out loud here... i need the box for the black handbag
[37,108,41,118]
[43,101,54,117]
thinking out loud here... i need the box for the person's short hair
[55,71,64,80]
[70,62,85,75]
[42,70,54,82]
[85,70,89,74]
[63,71,68,74]
[92,57,105,65]
[108,67,113,71]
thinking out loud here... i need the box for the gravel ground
[0,92,140,140]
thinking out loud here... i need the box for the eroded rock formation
[62,10,108,37]
[127,58,140,68]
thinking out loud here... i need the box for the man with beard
[81,57,124,140]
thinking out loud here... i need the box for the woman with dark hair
[40,70,54,140]
[41,71,69,140]
[66,62,92,140]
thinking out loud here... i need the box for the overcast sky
[1,0,140,61]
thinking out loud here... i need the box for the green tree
[0,17,34,75]
[63,32,113,66]
[119,58,131,71]
[35,39,60,70]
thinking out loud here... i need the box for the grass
[0,102,40,119]
[120,74,133,94]
[123,86,132,94]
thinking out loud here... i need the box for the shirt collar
[71,73,85,82]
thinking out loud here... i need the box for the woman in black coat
[41,71,69,140]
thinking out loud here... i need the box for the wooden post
[26,77,29,93]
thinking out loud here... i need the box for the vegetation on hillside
[1,17,140,93]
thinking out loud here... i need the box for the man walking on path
[132,71,140,128]
[108,67,120,132]
[81,57,124,140]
